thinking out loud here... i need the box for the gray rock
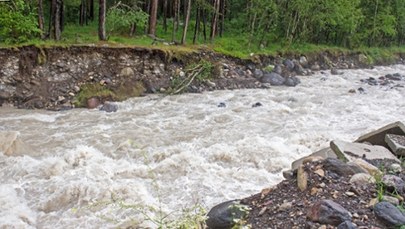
[382,195,400,206]
[272,65,283,74]
[385,134,405,156]
[284,76,301,87]
[292,147,337,170]
[120,67,135,77]
[323,158,365,177]
[294,63,306,75]
[382,175,405,193]
[260,72,285,86]
[311,64,321,71]
[283,59,295,71]
[331,68,342,75]
[330,140,400,163]
[307,199,351,226]
[337,221,358,229]
[355,121,405,149]
[374,201,405,227]
[206,200,249,229]
[299,56,308,67]
[100,102,118,113]
[0,84,16,99]
[253,69,263,79]
[349,173,376,185]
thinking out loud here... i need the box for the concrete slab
[385,134,405,156]
[330,140,399,162]
[291,147,337,170]
[355,121,405,149]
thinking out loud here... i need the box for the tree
[98,0,106,40]
[0,0,41,43]
[181,0,191,44]
[148,0,158,36]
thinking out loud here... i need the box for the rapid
[1,65,405,228]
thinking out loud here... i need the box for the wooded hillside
[1,0,405,49]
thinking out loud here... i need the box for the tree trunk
[202,9,207,41]
[219,0,225,37]
[130,23,137,37]
[79,0,85,26]
[193,7,201,44]
[210,0,220,42]
[181,0,191,44]
[98,0,106,40]
[172,0,178,41]
[88,0,94,21]
[148,0,158,35]
[54,0,61,40]
[38,0,45,38]
[163,0,168,32]
[48,0,56,38]
[60,0,64,32]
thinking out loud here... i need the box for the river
[1,65,405,228]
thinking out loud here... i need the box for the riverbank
[207,122,405,228]
[1,45,405,110]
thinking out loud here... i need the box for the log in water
[1,66,404,228]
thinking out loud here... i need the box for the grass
[2,20,405,65]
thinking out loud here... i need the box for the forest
[1,0,405,53]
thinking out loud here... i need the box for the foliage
[0,0,41,43]
[106,2,148,36]
[73,84,115,107]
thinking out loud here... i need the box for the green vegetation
[2,0,405,60]
[73,82,145,107]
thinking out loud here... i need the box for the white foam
[0,65,404,228]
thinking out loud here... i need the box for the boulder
[307,199,351,226]
[323,158,365,177]
[99,102,118,113]
[86,97,100,109]
[272,65,283,75]
[0,131,31,156]
[120,67,135,77]
[385,134,405,156]
[351,159,382,176]
[330,140,399,163]
[260,72,285,86]
[284,76,301,87]
[206,200,249,229]
[337,221,358,229]
[382,175,405,193]
[374,202,405,227]
[355,121,405,149]
[283,59,295,71]
[349,173,376,185]
[253,69,263,79]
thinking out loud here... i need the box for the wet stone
[206,200,249,229]
[374,201,405,227]
[337,221,358,229]
[323,158,364,177]
[382,175,405,193]
[260,72,285,86]
[307,199,351,226]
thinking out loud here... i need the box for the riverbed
[1,66,405,228]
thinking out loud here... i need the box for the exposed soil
[240,158,405,228]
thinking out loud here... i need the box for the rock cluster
[207,121,405,228]
[1,46,398,110]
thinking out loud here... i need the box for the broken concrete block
[385,134,405,156]
[330,140,399,162]
[291,147,337,170]
[355,121,405,149]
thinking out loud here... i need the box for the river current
[1,66,405,228]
